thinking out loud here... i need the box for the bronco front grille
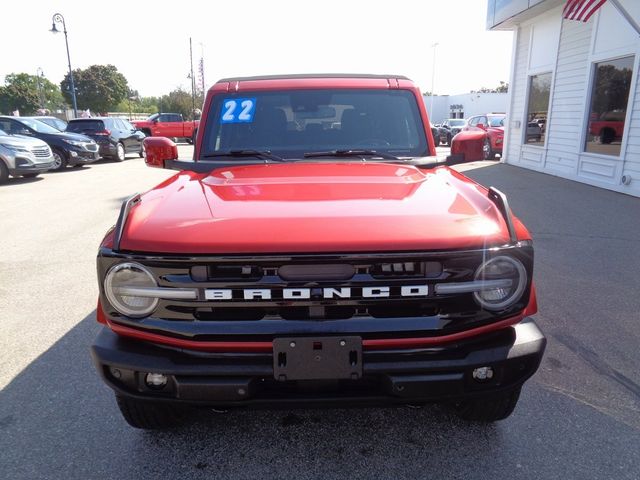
[99,248,533,325]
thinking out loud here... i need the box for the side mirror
[144,136,178,168]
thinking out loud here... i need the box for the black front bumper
[91,318,545,407]
[10,160,55,175]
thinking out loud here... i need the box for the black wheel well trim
[113,193,142,251]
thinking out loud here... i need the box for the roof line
[216,73,411,83]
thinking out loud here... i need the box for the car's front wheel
[115,143,126,162]
[453,387,521,422]
[482,138,495,160]
[51,148,68,171]
[0,161,9,183]
[115,394,187,430]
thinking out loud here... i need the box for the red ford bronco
[92,74,545,429]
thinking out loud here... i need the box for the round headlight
[473,256,527,310]
[104,262,158,318]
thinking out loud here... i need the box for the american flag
[563,0,607,22]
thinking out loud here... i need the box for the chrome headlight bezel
[104,262,159,318]
[473,255,527,311]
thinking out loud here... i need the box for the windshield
[15,118,60,134]
[202,89,428,159]
[488,116,505,127]
[449,119,466,127]
[67,120,105,133]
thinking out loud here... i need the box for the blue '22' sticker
[220,98,257,124]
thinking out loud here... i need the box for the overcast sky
[3,0,513,98]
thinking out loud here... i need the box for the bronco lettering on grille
[204,285,428,301]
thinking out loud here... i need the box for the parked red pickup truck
[132,113,199,143]
[588,111,625,144]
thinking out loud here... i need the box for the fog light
[109,367,122,379]
[70,151,78,157]
[145,373,168,388]
[472,366,494,381]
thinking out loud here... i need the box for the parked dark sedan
[67,117,145,161]
[29,116,68,132]
[439,118,467,146]
[0,116,99,170]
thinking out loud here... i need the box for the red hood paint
[120,163,517,254]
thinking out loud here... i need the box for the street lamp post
[429,42,439,121]
[50,13,78,118]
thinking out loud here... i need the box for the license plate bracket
[273,336,362,381]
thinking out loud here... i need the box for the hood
[120,163,512,254]
[0,134,49,149]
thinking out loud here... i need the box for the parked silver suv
[0,128,55,183]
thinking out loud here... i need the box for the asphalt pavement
[1,147,639,479]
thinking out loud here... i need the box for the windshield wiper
[202,150,288,162]
[303,149,401,160]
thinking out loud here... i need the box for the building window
[585,56,634,156]
[524,72,551,146]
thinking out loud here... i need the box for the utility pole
[199,42,205,97]
[189,37,196,120]
[36,67,45,110]
[429,42,439,121]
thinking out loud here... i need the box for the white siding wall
[505,25,531,164]
[622,72,640,196]
[505,2,640,197]
[544,18,592,175]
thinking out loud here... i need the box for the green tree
[61,64,129,113]
[471,81,509,94]
[157,88,204,120]
[0,73,65,114]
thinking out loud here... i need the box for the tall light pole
[429,42,439,121]
[36,67,45,110]
[50,13,78,118]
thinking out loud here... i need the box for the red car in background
[132,113,199,144]
[588,111,625,144]
[450,114,505,162]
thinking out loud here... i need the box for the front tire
[115,142,126,162]
[51,148,68,171]
[482,138,495,160]
[0,161,9,183]
[115,395,186,430]
[454,388,521,422]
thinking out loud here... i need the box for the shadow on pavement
[1,175,45,186]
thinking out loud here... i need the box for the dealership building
[423,92,508,125]
[488,0,640,197]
